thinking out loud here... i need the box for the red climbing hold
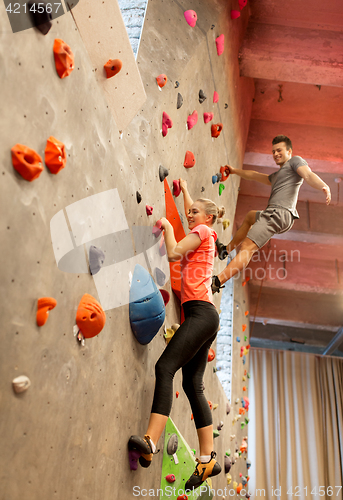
[213,91,219,103]
[184,9,197,27]
[162,111,173,137]
[187,110,198,130]
[166,474,176,483]
[177,496,188,500]
[53,39,74,79]
[184,151,196,168]
[231,10,241,19]
[160,289,170,306]
[11,144,43,182]
[104,59,122,78]
[208,400,213,410]
[156,74,168,88]
[45,136,67,174]
[242,324,247,332]
[220,165,230,181]
[176,391,179,398]
[173,179,181,197]
[215,34,225,56]
[239,0,247,9]
[36,297,57,326]
[76,293,106,339]
[208,348,216,362]
[146,205,153,216]
[211,123,223,138]
[152,220,162,238]
[203,112,214,123]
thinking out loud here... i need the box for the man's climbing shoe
[215,239,228,260]
[128,435,154,468]
[185,451,221,491]
[211,275,224,294]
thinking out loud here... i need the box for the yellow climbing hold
[222,218,230,230]
[227,473,232,485]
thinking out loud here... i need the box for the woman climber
[128,178,225,492]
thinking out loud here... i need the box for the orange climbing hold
[243,386,247,391]
[176,391,179,398]
[211,123,223,138]
[156,74,168,87]
[208,400,213,410]
[104,59,122,78]
[177,495,188,500]
[53,39,74,79]
[220,165,230,181]
[45,136,67,174]
[242,324,247,332]
[184,151,196,168]
[245,310,249,316]
[76,294,106,339]
[36,297,57,326]
[11,144,43,182]
[208,348,215,362]
[237,483,243,494]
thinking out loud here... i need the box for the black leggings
[151,300,219,429]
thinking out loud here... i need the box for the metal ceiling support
[322,326,343,356]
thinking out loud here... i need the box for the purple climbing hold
[129,449,141,471]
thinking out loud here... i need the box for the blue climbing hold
[243,355,246,365]
[236,336,240,342]
[212,175,218,184]
[129,264,166,345]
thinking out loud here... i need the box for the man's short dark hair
[272,135,292,150]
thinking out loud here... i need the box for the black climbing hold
[201,186,205,192]
[155,268,166,286]
[167,434,178,455]
[177,93,183,109]
[28,0,52,35]
[199,89,207,104]
[216,172,222,183]
[224,455,232,473]
[89,245,105,275]
[136,191,142,204]
[225,103,228,109]
[175,81,180,88]
[211,24,215,29]
[159,165,169,182]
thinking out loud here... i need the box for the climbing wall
[0,0,254,498]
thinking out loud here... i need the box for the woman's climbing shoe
[184,452,221,491]
[215,239,228,260]
[128,435,154,468]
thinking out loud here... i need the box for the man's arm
[297,165,331,205]
[225,165,271,185]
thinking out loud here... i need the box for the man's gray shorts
[247,206,294,248]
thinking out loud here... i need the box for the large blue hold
[129,264,166,345]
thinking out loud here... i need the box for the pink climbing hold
[239,0,247,9]
[187,110,198,130]
[173,179,181,197]
[203,112,214,124]
[231,10,241,19]
[166,474,176,483]
[152,220,162,238]
[215,34,224,56]
[213,91,219,103]
[146,205,153,216]
[184,10,197,27]
[162,111,173,137]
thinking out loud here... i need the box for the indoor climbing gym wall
[0,0,254,498]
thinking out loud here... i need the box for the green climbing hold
[226,449,231,456]
[247,372,250,378]
[219,183,225,196]
[245,418,250,424]
[244,335,247,342]
[192,448,196,456]
[213,429,220,438]
[241,422,245,429]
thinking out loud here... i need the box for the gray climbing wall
[0,0,254,498]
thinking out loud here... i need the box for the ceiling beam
[322,326,343,355]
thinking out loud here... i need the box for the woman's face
[187,201,212,229]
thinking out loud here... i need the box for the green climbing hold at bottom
[219,183,225,196]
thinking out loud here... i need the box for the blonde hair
[197,198,226,225]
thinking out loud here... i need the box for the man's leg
[217,237,258,285]
[216,210,258,259]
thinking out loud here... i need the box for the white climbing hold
[12,375,31,393]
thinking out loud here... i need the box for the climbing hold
[177,93,183,109]
[183,151,196,168]
[215,34,225,56]
[243,386,247,391]
[237,484,243,494]
[156,74,168,88]
[201,186,205,192]
[166,474,176,483]
[176,391,179,398]
[224,455,232,473]
[242,324,247,332]
[160,289,170,306]
[175,81,180,89]
[220,165,230,181]
[89,245,105,275]
[129,449,140,471]
[213,429,220,438]
[211,123,223,138]
[162,112,173,137]
[208,400,213,410]
[247,372,250,379]
[213,91,219,103]
[227,473,232,485]
[130,265,165,345]
[217,421,224,431]
[245,310,249,316]
[167,434,178,455]
[208,348,215,362]
[177,496,188,500]
[184,9,197,27]
[165,328,175,344]
[199,89,207,104]
[36,297,57,327]
[219,184,225,196]
[187,110,198,130]
[231,10,241,19]
[152,220,163,238]
[173,179,181,197]
[12,375,31,394]
[76,294,106,339]
[45,136,67,174]
[136,191,142,204]
[11,144,43,182]
[203,112,214,123]
[53,39,74,79]
[242,376,246,381]
[226,402,231,414]
[212,175,218,184]
[243,355,246,365]
[239,0,247,9]
[240,438,248,453]
[246,459,251,469]
[155,268,166,287]
[104,59,122,78]
[213,403,218,410]
[28,0,52,34]
[146,205,153,216]
[159,164,169,182]
[213,366,218,373]
[222,219,230,230]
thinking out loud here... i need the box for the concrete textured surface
[0,0,254,499]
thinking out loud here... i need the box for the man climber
[212,134,331,293]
